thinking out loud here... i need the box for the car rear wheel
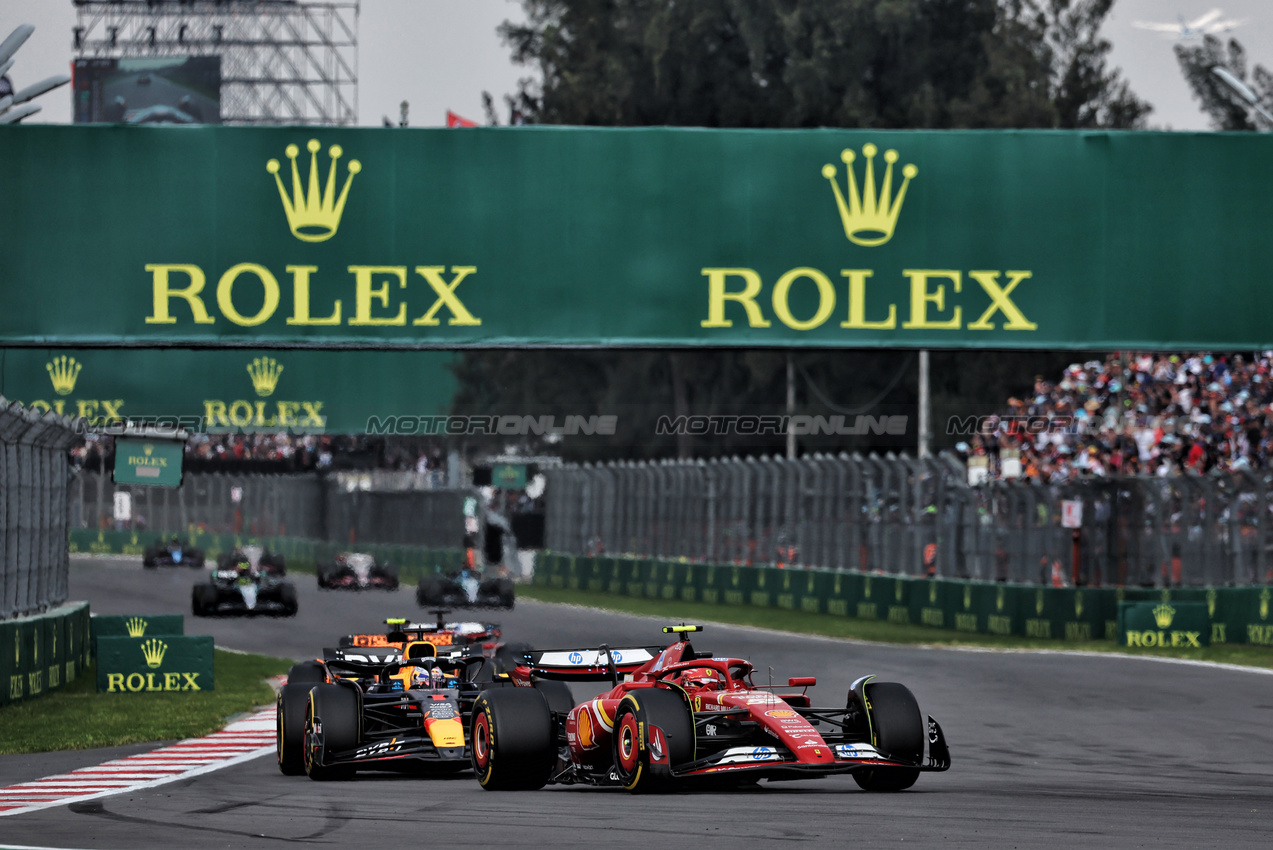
[612,689,693,793]
[304,684,359,781]
[277,683,313,775]
[853,682,923,792]
[191,584,215,617]
[470,688,555,790]
[277,583,298,617]
[416,577,444,607]
[287,660,326,685]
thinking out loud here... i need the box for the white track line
[0,706,277,817]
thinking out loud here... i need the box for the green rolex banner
[96,635,215,693]
[90,614,185,658]
[5,126,1273,352]
[1117,602,1209,649]
[1,603,92,707]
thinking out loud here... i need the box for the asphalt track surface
[3,556,1272,848]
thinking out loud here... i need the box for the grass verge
[519,584,1273,671]
[0,649,291,754]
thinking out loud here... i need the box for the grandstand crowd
[963,352,1273,482]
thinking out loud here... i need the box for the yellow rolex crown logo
[143,444,153,456]
[1260,588,1269,620]
[822,143,917,247]
[1207,589,1217,618]
[125,616,148,637]
[1075,591,1084,618]
[46,355,82,396]
[247,357,284,397]
[1035,589,1044,616]
[267,139,361,243]
[1153,604,1175,630]
[141,638,168,669]
[996,587,1005,612]
[963,586,972,609]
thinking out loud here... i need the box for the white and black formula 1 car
[142,536,206,568]
[416,567,515,609]
[191,546,297,617]
[276,642,572,779]
[317,552,400,591]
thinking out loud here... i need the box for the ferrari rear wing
[520,645,666,681]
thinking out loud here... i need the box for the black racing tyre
[304,683,359,781]
[470,688,555,790]
[853,682,924,792]
[287,660,326,685]
[187,548,205,568]
[612,688,693,793]
[494,642,532,675]
[496,578,515,609]
[143,549,158,569]
[262,552,286,576]
[416,577,444,607]
[378,563,400,590]
[532,678,575,715]
[276,683,313,775]
[191,584,215,617]
[316,565,332,589]
[277,582,298,617]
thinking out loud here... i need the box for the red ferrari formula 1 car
[470,625,950,792]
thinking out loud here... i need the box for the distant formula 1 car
[470,625,950,792]
[276,641,572,779]
[317,552,400,591]
[416,568,514,609]
[191,547,297,617]
[142,536,205,568]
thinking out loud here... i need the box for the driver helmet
[677,666,720,690]
[430,667,446,688]
[410,665,433,688]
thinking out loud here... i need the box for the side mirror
[788,677,817,688]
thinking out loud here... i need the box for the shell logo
[765,709,798,718]
[578,707,596,748]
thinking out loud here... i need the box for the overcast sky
[1,1,1271,130]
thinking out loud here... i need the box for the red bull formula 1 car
[470,625,950,792]
[277,640,571,779]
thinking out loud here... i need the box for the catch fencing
[544,453,1273,588]
[0,399,83,619]
[71,471,472,550]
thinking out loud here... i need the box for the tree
[456,1,1150,461]
[496,0,1149,129]
[1175,35,1273,131]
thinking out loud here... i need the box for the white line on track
[0,706,277,818]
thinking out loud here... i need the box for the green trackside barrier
[96,635,215,693]
[0,602,91,707]
[822,570,854,617]
[461,552,1273,647]
[1116,602,1209,649]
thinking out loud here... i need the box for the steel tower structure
[72,0,358,126]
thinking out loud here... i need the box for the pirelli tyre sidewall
[612,689,693,793]
[276,683,313,776]
[471,688,554,790]
[854,682,924,792]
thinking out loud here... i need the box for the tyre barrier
[531,552,1273,648]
